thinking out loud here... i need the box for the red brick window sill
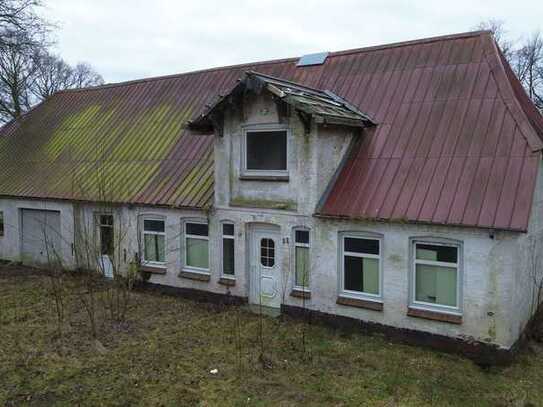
[407,307,462,324]
[336,296,383,311]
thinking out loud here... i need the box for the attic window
[243,129,288,176]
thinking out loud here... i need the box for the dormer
[189,72,374,215]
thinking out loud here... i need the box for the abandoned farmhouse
[1,30,543,360]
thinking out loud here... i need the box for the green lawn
[1,264,543,407]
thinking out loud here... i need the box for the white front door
[99,255,114,279]
[250,227,282,309]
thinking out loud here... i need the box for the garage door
[21,209,62,266]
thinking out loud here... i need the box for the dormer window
[242,126,288,179]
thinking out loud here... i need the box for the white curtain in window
[362,257,379,295]
[144,234,165,262]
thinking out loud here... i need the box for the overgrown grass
[1,264,543,406]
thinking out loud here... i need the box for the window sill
[218,276,236,286]
[407,307,462,324]
[239,175,289,182]
[178,270,211,282]
[337,295,383,311]
[290,288,311,300]
[140,265,167,275]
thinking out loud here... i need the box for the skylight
[296,52,329,67]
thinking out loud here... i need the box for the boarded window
[246,131,287,171]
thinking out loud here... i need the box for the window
[184,221,209,272]
[244,129,287,173]
[222,223,235,276]
[294,229,310,288]
[340,234,381,297]
[143,218,166,265]
[98,214,114,256]
[412,241,461,311]
[260,238,275,267]
[0,211,4,237]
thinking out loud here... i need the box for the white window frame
[141,216,166,267]
[292,227,311,291]
[220,220,235,278]
[241,124,289,178]
[410,237,463,315]
[182,219,210,275]
[339,232,383,301]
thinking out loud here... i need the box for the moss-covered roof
[0,70,229,208]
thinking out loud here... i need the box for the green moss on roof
[0,88,212,208]
[45,105,115,162]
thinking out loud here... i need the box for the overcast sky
[41,0,543,84]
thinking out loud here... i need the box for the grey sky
[42,0,543,84]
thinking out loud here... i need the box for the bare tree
[0,36,37,121]
[527,231,543,317]
[0,1,103,123]
[0,0,47,122]
[476,19,514,59]
[71,62,104,89]
[30,51,73,100]
[514,32,543,111]
[0,0,46,47]
[31,52,104,100]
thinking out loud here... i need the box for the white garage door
[21,209,62,266]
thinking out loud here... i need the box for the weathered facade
[1,31,543,362]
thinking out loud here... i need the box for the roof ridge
[56,30,491,96]
[56,56,299,94]
[330,30,490,58]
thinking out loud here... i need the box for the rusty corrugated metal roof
[0,30,541,231]
[318,31,543,232]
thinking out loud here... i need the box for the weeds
[3,265,543,406]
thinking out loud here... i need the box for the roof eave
[312,212,528,234]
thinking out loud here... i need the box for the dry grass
[2,264,543,406]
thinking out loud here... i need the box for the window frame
[241,124,289,178]
[292,227,311,291]
[338,231,383,301]
[409,237,463,315]
[220,220,235,278]
[182,218,210,275]
[141,215,167,267]
[0,211,4,238]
